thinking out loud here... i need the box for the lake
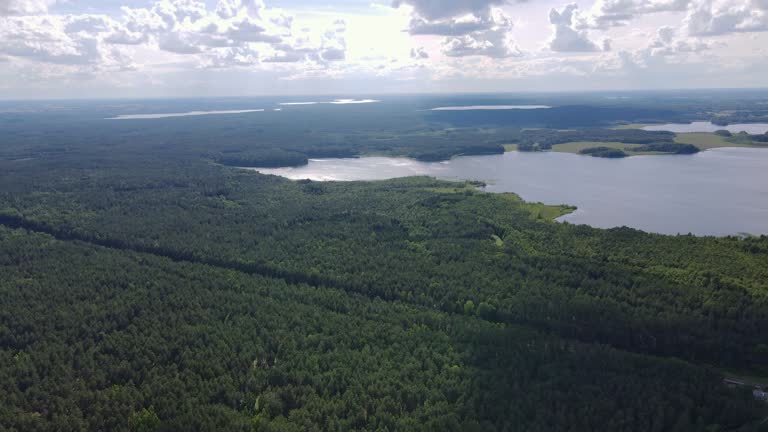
[107,109,265,120]
[279,99,380,106]
[251,148,768,236]
[643,122,768,134]
[431,105,551,111]
[105,99,381,119]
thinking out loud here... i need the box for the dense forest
[2,226,764,431]
[2,95,768,431]
[515,129,677,152]
[632,143,700,154]
[728,132,768,145]
[578,146,629,157]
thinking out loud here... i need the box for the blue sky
[1,0,767,98]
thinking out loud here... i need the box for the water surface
[643,122,768,134]
[279,99,380,106]
[252,148,768,236]
[107,109,265,120]
[431,105,551,111]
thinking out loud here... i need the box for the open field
[675,132,768,150]
[611,123,656,130]
[503,143,518,151]
[496,192,577,220]
[674,133,745,149]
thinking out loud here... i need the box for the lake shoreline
[241,147,768,237]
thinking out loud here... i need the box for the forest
[516,129,676,152]
[632,143,700,154]
[2,94,768,431]
[578,146,629,157]
[728,132,768,144]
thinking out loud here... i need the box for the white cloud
[549,4,607,52]
[396,0,513,39]
[0,0,353,86]
[579,0,690,29]
[0,0,54,16]
[157,32,204,53]
[408,14,496,36]
[443,25,522,57]
[577,0,768,38]
[204,46,259,67]
[263,20,347,63]
[221,18,282,43]
[647,26,711,54]
[394,0,521,58]
[216,0,264,19]
[0,0,767,97]
[410,46,429,58]
[685,0,768,36]
[391,0,508,21]
[605,25,714,76]
[97,0,290,58]
[0,16,108,65]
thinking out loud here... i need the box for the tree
[129,407,160,432]
[464,300,476,315]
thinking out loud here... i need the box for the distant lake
[431,105,551,111]
[643,122,768,134]
[279,99,380,106]
[251,148,768,236]
[107,109,265,120]
[106,100,381,119]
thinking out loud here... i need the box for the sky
[0,0,767,98]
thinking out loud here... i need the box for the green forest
[2,96,768,431]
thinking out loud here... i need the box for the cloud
[321,47,345,61]
[648,26,711,54]
[116,0,333,63]
[263,20,347,63]
[395,0,513,39]
[104,29,149,45]
[0,0,350,79]
[157,32,204,54]
[392,0,508,21]
[2,0,764,97]
[549,4,606,52]
[221,18,282,43]
[407,15,495,36]
[203,46,259,67]
[0,16,102,65]
[411,47,429,58]
[578,0,768,36]
[97,0,288,57]
[216,0,264,19]
[0,0,53,16]
[395,1,521,59]
[443,26,522,57]
[152,0,207,28]
[607,25,713,74]
[579,0,690,29]
[657,26,676,44]
[685,0,768,36]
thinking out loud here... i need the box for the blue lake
[643,122,768,134]
[251,148,768,236]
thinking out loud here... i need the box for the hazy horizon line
[2,86,768,103]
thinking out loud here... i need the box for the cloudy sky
[1,0,767,98]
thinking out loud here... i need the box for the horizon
[4,87,768,102]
